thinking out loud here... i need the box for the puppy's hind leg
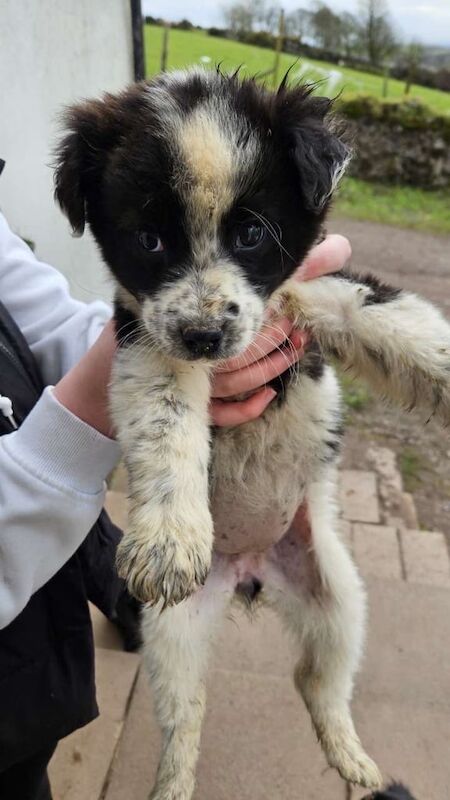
[142,557,233,800]
[266,476,382,790]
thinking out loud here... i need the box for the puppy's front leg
[277,271,450,425]
[110,344,213,606]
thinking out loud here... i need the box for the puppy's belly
[211,484,305,555]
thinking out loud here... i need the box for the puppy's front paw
[116,512,213,606]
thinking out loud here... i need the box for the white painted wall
[0,0,134,302]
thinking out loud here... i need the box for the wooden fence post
[272,9,285,89]
[160,22,170,73]
[382,65,390,98]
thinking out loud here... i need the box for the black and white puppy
[55,68,450,799]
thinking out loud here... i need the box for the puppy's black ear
[277,88,350,214]
[54,96,122,235]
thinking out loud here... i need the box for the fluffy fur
[54,68,450,799]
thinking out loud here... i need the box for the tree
[285,8,312,43]
[261,2,282,35]
[358,0,398,67]
[401,41,424,94]
[340,12,362,59]
[222,3,255,34]
[309,2,343,53]
[222,0,280,35]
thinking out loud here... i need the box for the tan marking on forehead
[177,107,235,224]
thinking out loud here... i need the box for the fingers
[211,330,308,399]
[210,387,277,427]
[210,231,352,426]
[296,234,352,281]
[216,317,295,373]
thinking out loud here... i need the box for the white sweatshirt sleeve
[0,212,121,629]
[0,211,112,382]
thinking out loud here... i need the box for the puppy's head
[55,68,349,361]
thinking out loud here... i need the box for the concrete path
[50,580,450,800]
[48,460,450,800]
[330,216,450,316]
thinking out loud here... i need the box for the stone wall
[338,96,450,190]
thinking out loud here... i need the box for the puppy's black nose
[181,327,223,356]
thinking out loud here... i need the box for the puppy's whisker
[248,340,292,384]
[115,317,144,342]
[254,336,294,373]
[231,343,271,392]
[256,332,299,374]
[117,326,153,353]
[242,206,297,267]
[259,324,304,384]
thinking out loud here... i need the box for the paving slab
[104,669,345,800]
[104,489,129,531]
[348,579,450,799]
[349,699,450,800]
[339,519,353,552]
[360,579,450,704]
[90,603,123,651]
[108,462,128,494]
[367,445,403,520]
[353,523,402,579]
[400,528,450,588]
[399,492,419,530]
[340,470,380,524]
[48,648,140,800]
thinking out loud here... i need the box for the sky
[142,0,450,47]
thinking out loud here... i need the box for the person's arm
[0,213,119,628]
[0,386,120,629]
[0,211,111,383]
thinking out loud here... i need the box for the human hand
[53,320,116,438]
[210,234,351,427]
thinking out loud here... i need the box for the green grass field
[145,25,450,115]
[336,178,450,235]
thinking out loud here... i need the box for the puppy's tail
[362,781,418,800]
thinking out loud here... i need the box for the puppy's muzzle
[180,326,223,357]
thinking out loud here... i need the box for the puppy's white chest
[210,369,340,555]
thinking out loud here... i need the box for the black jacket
[0,298,122,771]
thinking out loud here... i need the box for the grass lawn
[335,178,450,235]
[145,25,450,115]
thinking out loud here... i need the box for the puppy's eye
[137,231,164,252]
[234,222,266,250]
